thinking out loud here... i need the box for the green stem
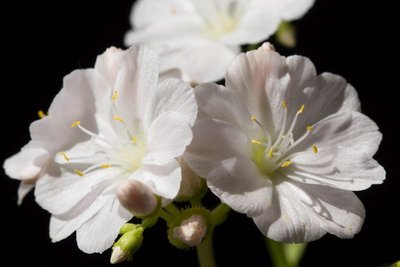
[196,233,216,267]
[164,203,181,216]
[190,198,202,207]
[211,203,230,225]
[159,209,173,223]
[265,238,307,267]
[266,238,289,267]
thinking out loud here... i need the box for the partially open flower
[172,215,207,247]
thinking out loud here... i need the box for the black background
[1,1,398,266]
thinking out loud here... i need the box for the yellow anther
[38,110,46,119]
[298,105,305,114]
[312,145,318,153]
[100,164,112,169]
[70,121,81,128]
[281,160,293,168]
[60,152,70,162]
[74,169,85,177]
[282,101,287,109]
[306,126,313,132]
[113,116,125,123]
[132,135,137,144]
[251,116,257,121]
[268,148,274,158]
[251,139,263,145]
[112,90,118,101]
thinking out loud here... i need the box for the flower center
[59,89,146,177]
[250,102,318,177]
[203,2,239,39]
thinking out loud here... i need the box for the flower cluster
[3,0,385,265]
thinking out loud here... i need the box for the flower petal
[208,157,273,216]
[142,111,193,166]
[221,1,281,44]
[143,78,197,131]
[76,196,132,253]
[254,180,365,242]
[30,70,99,152]
[185,119,250,177]
[17,182,35,205]
[274,0,315,20]
[225,46,291,134]
[3,144,50,180]
[194,83,255,135]
[112,45,159,131]
[132,159,181,199]
[35,167,121,217]
[296,111,382,157]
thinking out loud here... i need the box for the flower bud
[110,226,144,264]
[172,215,207,247]
[275,21,296,48]
[175,157,207,201]
[116,180,157,216]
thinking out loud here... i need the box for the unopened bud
[260,42,276,52]
[117,180,157,216]
[176,157,207,201]
[110,226,144,264]
[172,215,207,247]
[275,21,296,48]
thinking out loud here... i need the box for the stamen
[38,110,46,119]
[298,105,305,114]
[268,148,274,158]
[70,120,81,128]
[281,160,293,168]
[251,139,263,145]
[100,164,112,168]
[282,101,287,109]
[112,90,119,101]
[60,152,70,162]
[307,126,313,132]
[132,136,137,144]
[74,169,85,177]
[113,116,125,124]
[312,145,318,153]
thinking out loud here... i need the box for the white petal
[295,111,382,157]
[143,78,197,131]
[254,180,364,242]
[289,147,385,191]
[17,182,34,205]
[283,72,361,137]
[142,111,193,166]
[94,47,126,86]
[30,70,99,152]
[132,159,181,199]
[184,119,250,177]
[225,47,290,134]
[49,194,111,242]
[35,167,120,217]
[3,144,50,180]
[100,45,156,134]
[76,196,132,253]
[194,83,255,135]
[221,1,281,45]
[130,0,195,30]
[274,0,315,21]
[208,157,273,216]
[158,40,238,83]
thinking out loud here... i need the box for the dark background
[1,1,398,266]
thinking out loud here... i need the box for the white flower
[3,70,98,204]
[34,45,198,253]
[125,0,315,83]
[185,43,385,243]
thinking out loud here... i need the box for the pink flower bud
[117,180,157,216]
[172,215,207,247]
